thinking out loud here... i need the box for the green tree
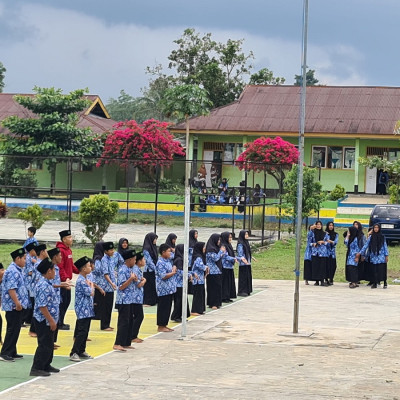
[249,68,286,85]
[17,204,48,230]
[281,165,326,223]
[1,87,105,192]
[0,62,6,93]
[79,194,119,244]
[106,90,138,121]
[294,69,319,86]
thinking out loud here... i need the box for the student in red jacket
[56,230,78,330]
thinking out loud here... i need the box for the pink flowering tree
[97,119,185,178]
[235,136,299,190]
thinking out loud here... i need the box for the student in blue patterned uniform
[22,242,37,328]
[113,249,137,352]
[303,224,315,285]
[23,227,39,249]
[97,242,118,331]
[325,221,339,285]
[345,226,363,289]
[155,244,177,332]
[188,230,198,295]
[143,233,158,306]
[310,221,329,286]
[30,258,60,377]
[0,264,4,345]
[70,256,95,362]
[0,248,29,362]
[191,242,208,316]
[131,251,146,343]
[170,244,191,323]
[91,241,105,322]
[237,230,253,296]
[221,232,237,303]
[206,233,226,309]
[116,238,129,267]
[358,224,389,289]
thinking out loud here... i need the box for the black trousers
[115,304,134,347]
[131,304,144,340]
[143,271,157,306]
[0,313,2,343]
[31,318,54,371]
[1,309,24,357]
[58,287,71,327]
[191,284,205,314]
[99,291,114,330]
[207,274,222,307]
[170,287,190,321]
[23,302,33,324]
[71,318,91,356]
[157,294,173,326]
[238,265,253,296]
[222,268,237,301]
[29,297,36,333]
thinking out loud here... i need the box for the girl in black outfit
[188,230,198,295]
[220,231,237,302]
[142,233,158,306]
[237,230,253,296]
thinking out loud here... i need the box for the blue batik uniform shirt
[1,262,29,311]
[237,245,251,266]
[345,238,362,266]
[143,250,156,272]
[34,277,59,326]
[49,265,61,305]
[192,257,207,285]
[132,265,144,304]
[310,232,329,257]
[24,253,36,297]
[116,264,136,305]
[304,230,314,261]
[326,233,339,258]
[206,250,224,275]
[221,252,236,270]
[23,237,38,249]
[360,236,389,264]
[98,254,118,293]
[155,256,177,297]
[74,274,95,320]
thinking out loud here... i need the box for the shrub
[17,204,48,229]
[328,184,346,201]
[388,184,400,204]
[0,201,7,217]
[79,194,119,244]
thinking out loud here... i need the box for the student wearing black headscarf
[345,226,363,288]
[170,244,190,322]
[191,242,208,315]
[142,233,158,306]
[220,232,237,302]
[325,221,339,285]
[92,241,105,321]
[310,221,329,286]
[188,230,198,295]
[115,238,129,270]
[358,224,389,288]
[205,233,226,309]
[165,233,177,250]
[237,230,253,296]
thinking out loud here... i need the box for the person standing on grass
[113,249,137,352]
[155,244,177,332]
[143,233,158,306]
[0,248,29,362]
[69,257,94,362]
[56,229,78,331]
[236,230,254,297]
[29,259,60,377]
[345,226,362,289]
[325,221,339,285]
[206,233,226,309]
[310,221,329,286]
[191,242,208,316]
[221,231,237,303]
[357,224,389,289]
[131,251,147,343]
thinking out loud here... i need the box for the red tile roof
[172,85,400,136]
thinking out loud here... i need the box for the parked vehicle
[369,205,400,242]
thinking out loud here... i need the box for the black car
[369,204,400,242]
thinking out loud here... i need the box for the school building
[171,85,400,194]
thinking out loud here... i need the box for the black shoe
[30,369,51,377]
[13,354,23,359]
[313,282,319,286]
[0,355,15,362]
[59,324,70,331]
[371,284,377,289]
[46,365,60,373]
[383,285,388,289]
[238,293,248,297]
[172,318,182,323]
[222,299,230,303]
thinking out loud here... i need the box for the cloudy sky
[0,0,399,103]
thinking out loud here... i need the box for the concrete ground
[2,279,400,399]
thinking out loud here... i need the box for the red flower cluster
[97,119,185,171]
[236,136,299,172]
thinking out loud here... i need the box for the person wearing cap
[0,263,4,345]
[0,248,29,362]
[30,259,60,377]
[113,249,137,352]
[69,256,95,362]
[131,251,147,343]
[56,230,78,331]
[22,242,37,328]
[28,244,48,338]
[97,242,118,331]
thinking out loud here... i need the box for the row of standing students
[304,220,389,289]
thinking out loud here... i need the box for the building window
[223,143,243,162]
[312,146,326,168]
[71,161,93,172]
[327,147,343,169]
[343,147,355,169]
[311,146,355,169]
[28,160,43,170]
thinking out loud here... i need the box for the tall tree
[249,68,286,85]
[294,69,319,86]
[0,62,6,93]
[1,87,105,192]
